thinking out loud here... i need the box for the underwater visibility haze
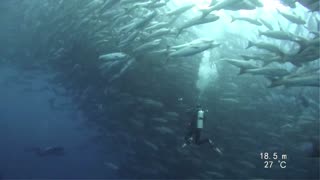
[0,0,319,179]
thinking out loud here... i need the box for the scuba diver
[182,104,223,155]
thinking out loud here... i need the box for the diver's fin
[214,147,223,155]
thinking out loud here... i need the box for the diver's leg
[197,135,223,155]
[195,130,213,145]
[184,130,193,142]
[198,138,210,145]
[182,130,194,148]
[195,129,201,145]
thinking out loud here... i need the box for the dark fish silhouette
[25,146,65,157]
[308,140,319,158]
[301,139,320,158]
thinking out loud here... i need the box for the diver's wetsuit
[184,107,213,146]
[182,106,223,155]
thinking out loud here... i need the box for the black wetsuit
[184,108,212,145]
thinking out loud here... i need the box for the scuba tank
[197,109,204,128]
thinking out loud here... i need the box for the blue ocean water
[0,0,319,178]
[0,64,116,179]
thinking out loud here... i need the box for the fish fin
[168,16,179,25]
[269,26,274,31]
[291,60,302,67]
[246,40,253,49]
[267,84,275,88]
[278,21,284,31]
[108,60,133,83]
[200,9,210,18]
[240,55,249,60]
[262,61,272,67]
[230,16,235,23]
[266,76,282,88]
[210,0,218,6]
[239,68,246,75]
[267,81,277,88]
[310,31,320,38]
[124,7,129,14]
[176,28,183,38]
[266,76,279,82]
